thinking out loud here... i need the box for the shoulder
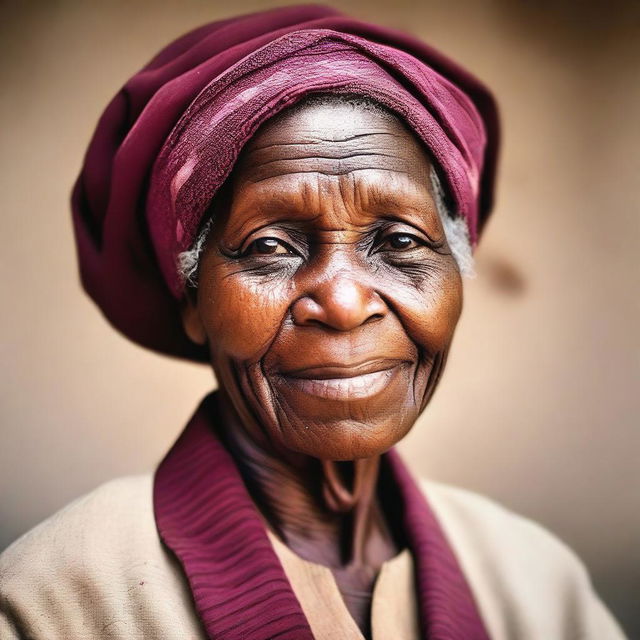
[1,475,155,585]
[0,475,204,640]
[420,479,585,578]
[419,479,627,640]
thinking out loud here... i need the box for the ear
[180,288,207,346]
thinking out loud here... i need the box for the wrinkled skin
[182,100,463,636]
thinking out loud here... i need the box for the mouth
[275,360,404,401]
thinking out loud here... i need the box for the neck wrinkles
[213,387,397,571]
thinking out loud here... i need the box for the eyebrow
[241,168,432,207]
[226,174,440,241]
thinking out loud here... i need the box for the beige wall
[1,0,638,635]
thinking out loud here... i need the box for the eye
[377,232,425,252]
[243,237,296,256]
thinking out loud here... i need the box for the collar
[153,392,490,640]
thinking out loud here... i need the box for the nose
[291,271,387,331]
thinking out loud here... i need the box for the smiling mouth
[276,360,403,401]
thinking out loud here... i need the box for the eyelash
[238,230,431,258]
[241,237,299,257]
[373,232,426,253]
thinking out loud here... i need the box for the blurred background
[1,0,638,635]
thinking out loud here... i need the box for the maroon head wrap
[71,5,499,361]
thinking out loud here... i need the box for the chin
[274,414,416,461]
[261,361,427,460]
[220,358,430,461]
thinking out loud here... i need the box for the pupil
[391,234,412,249]
[256,238,279,254]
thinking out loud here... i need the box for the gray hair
[429,167,475,278]
[177,94,475,288]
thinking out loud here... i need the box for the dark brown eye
[244,237,293,256]
[380,233,422,251]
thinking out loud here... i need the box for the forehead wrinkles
[232,169,430,229]
[239,131,424,184]
[246,129,406,157]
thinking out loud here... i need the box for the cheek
[386,264,463,355]
[198,270,293,362]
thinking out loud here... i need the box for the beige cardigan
[0,475,627,639]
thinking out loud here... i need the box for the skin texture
[182,99,463,636]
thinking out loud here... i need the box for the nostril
[364,312,385,325]
[305,317,327,329]
[291,296,324,327]
[291,279,387,331]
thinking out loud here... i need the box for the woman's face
[183,100,463,460]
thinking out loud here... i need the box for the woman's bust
[0,6,628,640]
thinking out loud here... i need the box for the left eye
[378,233,423,251]
[243,237,294,256]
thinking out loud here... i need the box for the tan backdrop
[1,0,638,635]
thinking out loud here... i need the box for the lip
[275,360,404,401]
[280,359,405,379]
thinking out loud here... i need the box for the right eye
[376,232,425,252]
[242,237,296,256]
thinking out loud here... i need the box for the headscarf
[71,5,499,362]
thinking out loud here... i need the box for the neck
[214,389,398,570]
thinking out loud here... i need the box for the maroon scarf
[154,392,490,639]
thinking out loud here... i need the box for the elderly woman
[0,6,627,640]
